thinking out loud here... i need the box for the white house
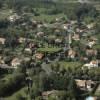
[9,13,20,22]
[11,58,21,68]
[0,37,6,45]
[87,40,96,48]
[83,60,99,68]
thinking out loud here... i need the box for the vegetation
[0,0,100,100]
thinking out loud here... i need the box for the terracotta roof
[35,53,44,60]
[11,58,21,67]
[68,49,76,58]
[90,60,98,65]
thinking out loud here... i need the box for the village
[0,0,100,100]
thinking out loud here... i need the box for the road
[42,62,52,75]
[53,0,100,4]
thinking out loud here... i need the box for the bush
[0,73,25,97]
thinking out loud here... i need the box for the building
[86,49,97,56]
[8,13,20,22]
[68,49,76,59]
[86,96,97,100]
[87,23,95,29]
[35,52,44,60]
[72,33,80,41]
[0,37,6,45]
[24,48,32,54]
[83,60,99,68]
[75,79,95,91]
[0,56,4,64]
[42,90,59,100]
[37,32,45,37]
[18,37,26,43]
[87,40,96,48]
[11,58,21,68]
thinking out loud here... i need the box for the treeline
[0,73,25,97]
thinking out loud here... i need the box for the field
[58,61,82,69]
[5,87,27,100]
[0,9,11,20]
[37,47,62,53]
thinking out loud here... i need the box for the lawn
[93,44,100,49]
[5,87,28,100]
[37,47,62,53]
[0,9,11,20]
[32,13,66,22]
[58,61,82,70]
[94,85,100,97]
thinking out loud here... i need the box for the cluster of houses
[0,14,100,67]
[0,13,99,97]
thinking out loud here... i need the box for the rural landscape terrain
[0,0,100,100]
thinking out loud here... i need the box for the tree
[16,93,26,100]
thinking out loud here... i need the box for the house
[72,33,80,41]
[87,40,96,48]
[86,96,97,100]
[37,24,43,28]
[43,23,48,27]
[42,90,59,100]
[87,23,95,29]
[18,37,26,43]
[37,32,44,37]
[80,57,88,62]
[9,13,20,22]
[70,20,77,25]
[55,38,62,44]
[83,60,99,68]
[24,48,32,54]
[11,58,21,68]
[0,37,6,45]
[63,24,68,30]
[86,49,97,56]
[35,52,44,60]
[76,28,84,33]
[90,37,98,41]
[55,18,59,22]
[75,79,95,91]
[29,43,36,49]
[0,56,4,64]
[31,20,37,25]
[68,49,76,59]
[55,29,60,33]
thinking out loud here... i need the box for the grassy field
[32,13,66,22]
[0,9,11,20]
[37,47,62,53]
[94,85,100,97]
[93,44,100,49]
[5,87,27,100]
[58,61,82,70]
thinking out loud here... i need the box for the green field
[37,47,62,53]
[0,9,11,20]
[33,14,65,22]
[58,61,82,70]
[5,87,27,100]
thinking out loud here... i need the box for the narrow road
[53,0,100,4]
[42,62,52,75]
